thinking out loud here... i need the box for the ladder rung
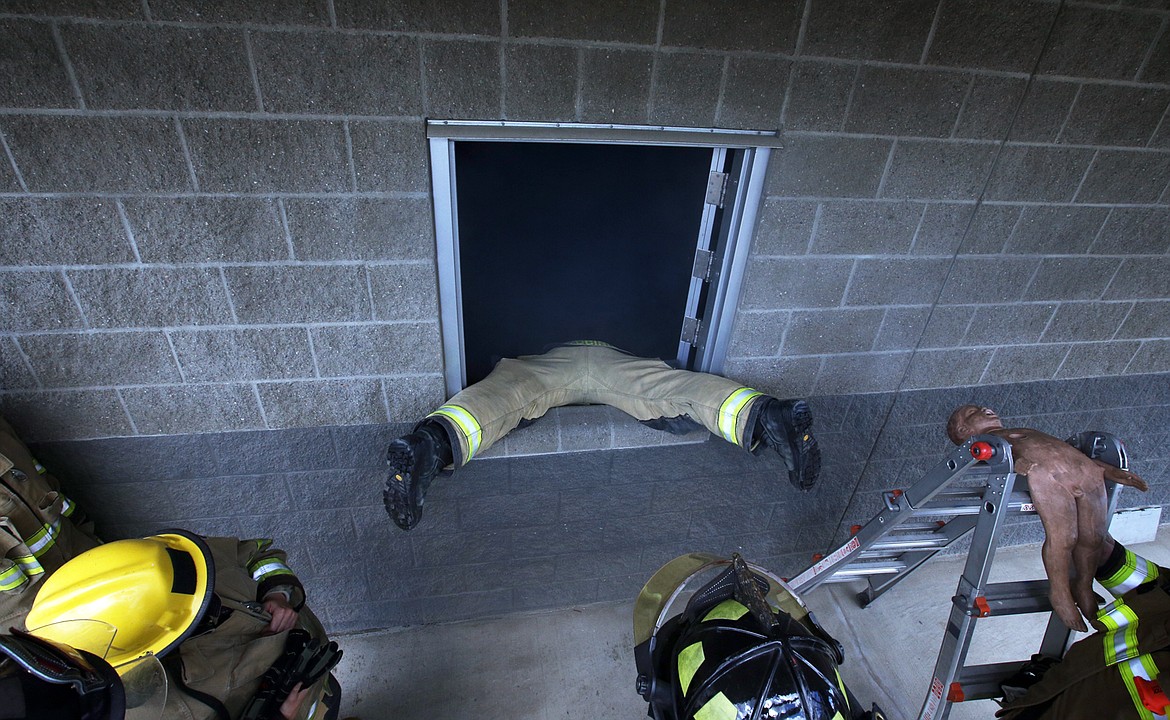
[821,561,906,580]
[952,661,1027,702]
[976,580,1053,616]
[867,536,951,551]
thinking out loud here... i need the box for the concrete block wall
[2,1,1170,629]
[2,0,1169,440]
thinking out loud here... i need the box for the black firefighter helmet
[634,553,886,720]
[0,627,167,720]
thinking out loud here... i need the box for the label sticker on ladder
[922,677,943,720]
[791,537,860,587]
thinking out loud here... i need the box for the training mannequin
[946,405,1148,631]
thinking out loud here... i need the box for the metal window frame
[427,120,777,396]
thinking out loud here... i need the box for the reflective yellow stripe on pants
[429,404,483,461]
[717,388,762,446]
[1099,597,1162,718]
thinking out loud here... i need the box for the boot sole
[384,441,422,530]
[776,400,821,491]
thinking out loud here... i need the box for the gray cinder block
[962,304,1057,346]
[727,310,787,357]
[845,257,952,306]
[121,384,266,435]
[1,271,86,331]
[954,77,1077,143]
[509,0,657,43]
[67,267,234,328]
[752,198,818,256]
[1037,5,1162,81]
[1057,342,1142,379]
[767,135,892,198]
[937,256,1039,304]
[0,389,133,441]
[61,24,254,111]
[804,0,937,62]
[257,378,388,428]
[1059,86,1170,147]
[1024,257,1121,301]
[151,0,330,25]
[18,332,182,387]
[251,31,422,116]
[925,0,1057,72]
[312,323,442,377]
[718,56,790,130]
[1,0,143,19]
[335,0,499,34]
[811,200,923,254]
[1128,340,1170,374]
[740,256,853,309]
[1,115,191,192]
[984,344,1070,383]
[0,337,36,390]
[169,327,316,382]
[122,197,289,264]
[844,67,969,138]
[872,305,976,351]
[782,308,886,355]
[0,19,75,108]
[815,352,912,394]
[1096,208,1170,255]
[348,120,429,192]
[421,39,502,120]
[183,119,350,193]
[783,61,855,132]
[881,139,998,200]
[504,44,577,122]
[284,197,433,261]
[985,145,1097,203]
[0,198,133,266]
[222,265,372,324]
[367,263,439,321]
[1116,300,1170,340]
[663,0,802,53]
[1041,302,1134,342]
[1104,257,1170,301]
[649,51,722,128]
[1077,150,1170,204]
[898,348,992,391]
[912,203,1021,255]
[578,48,652,125]
[1006,205,1109,254]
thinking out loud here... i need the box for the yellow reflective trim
[703,599,749,623]
[717,388,762,444]
[1118,660,1157,719]
[1102,548,1160,595]
[678,642,705,697]
[0,564,28,592]
[694,691,737,720]
[15,554,43,577]
[431,404,483,459]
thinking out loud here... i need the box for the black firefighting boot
[384,421,453,531]
[754,397,820,491]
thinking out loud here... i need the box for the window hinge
[692,248,716,282]
[680,316,702,346]
[705,171,729,207]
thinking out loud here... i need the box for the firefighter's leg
[579,346,820,489]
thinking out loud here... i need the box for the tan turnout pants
[426,343,768,466]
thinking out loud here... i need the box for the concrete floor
[332,532,1170,720]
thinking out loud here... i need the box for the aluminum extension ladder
[788,431,1128,720]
